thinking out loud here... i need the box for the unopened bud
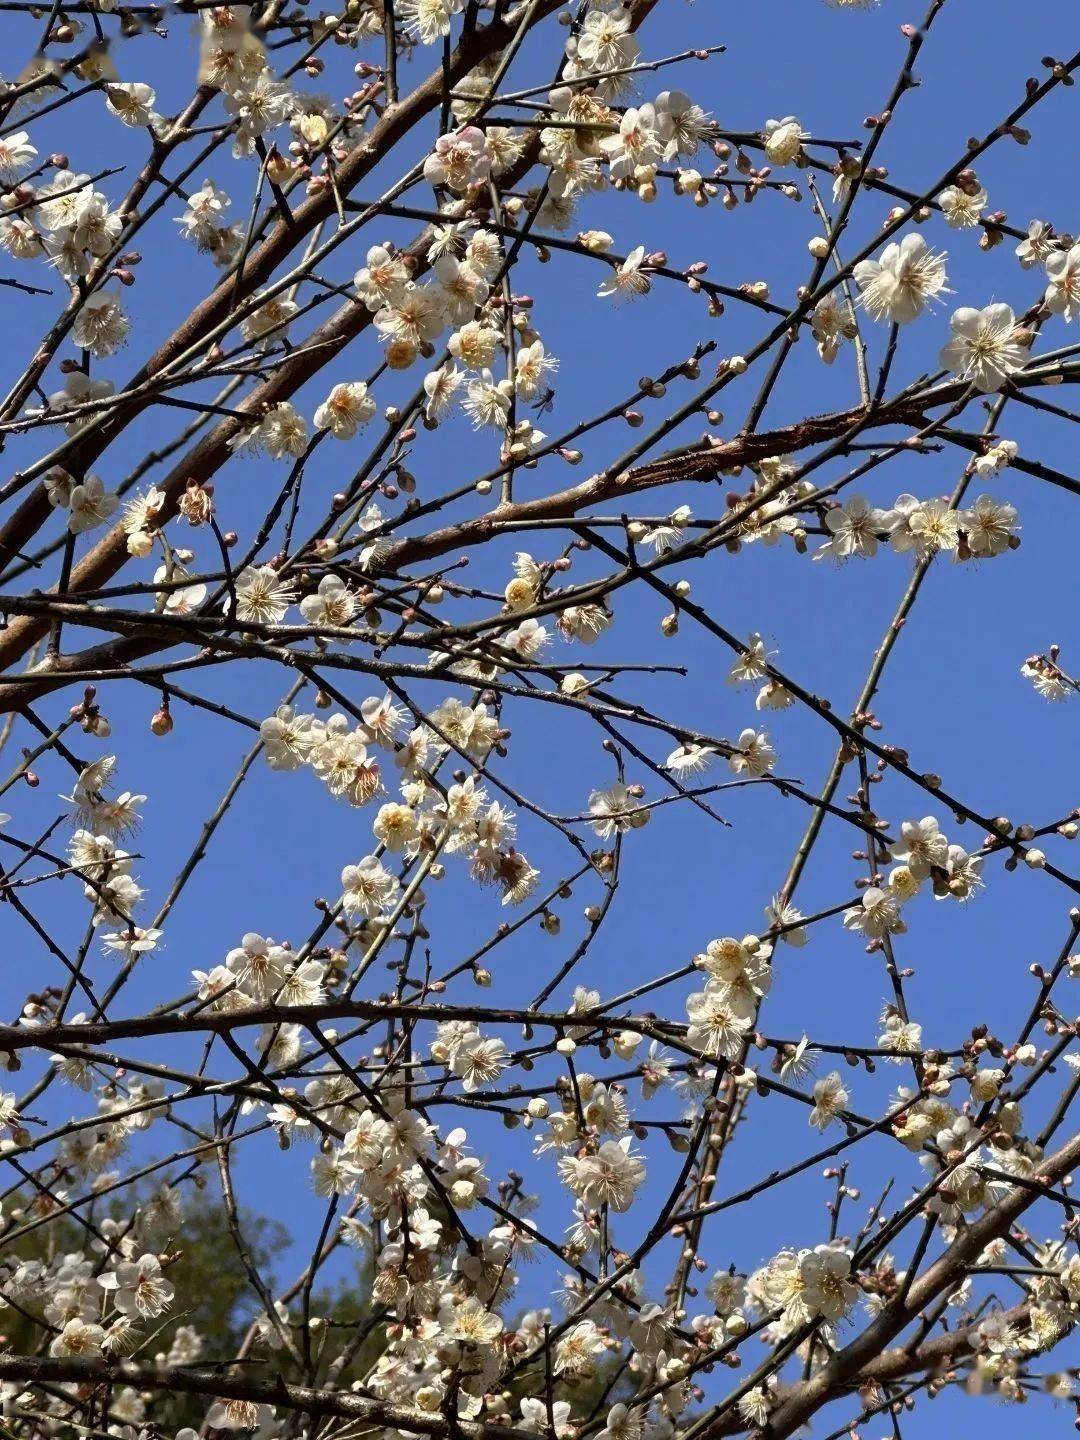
[150,703,173,737]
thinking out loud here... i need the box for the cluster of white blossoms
[6,0,1080,1433]
[192,929,328,1020]
[756,1244,859,1329]
[1,1,390,303]
[815,215,1080,399]
[7,719,1080,1435]
[240,1051,680,1440]
[0,128,136,333]
[817,489,1020,562]
[685,933,772,1060]
[4,1241,178,1363]
[49,756,161,956]
[1,0,1060,615]
[843,814,985,946]
[175,178,243,269]
[214,231,562,459]
[614,453,1020,578]
[40,466,120,535]
[258,692,538,907]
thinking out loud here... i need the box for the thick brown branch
[0,1355,531,1440]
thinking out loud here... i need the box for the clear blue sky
[2,1,1079,1434]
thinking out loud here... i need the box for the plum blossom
[939,304,1026,392]
[424,127,491,192]
[1045,243,1080,321]
[816,495,886,561]
[853,233,948,324]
